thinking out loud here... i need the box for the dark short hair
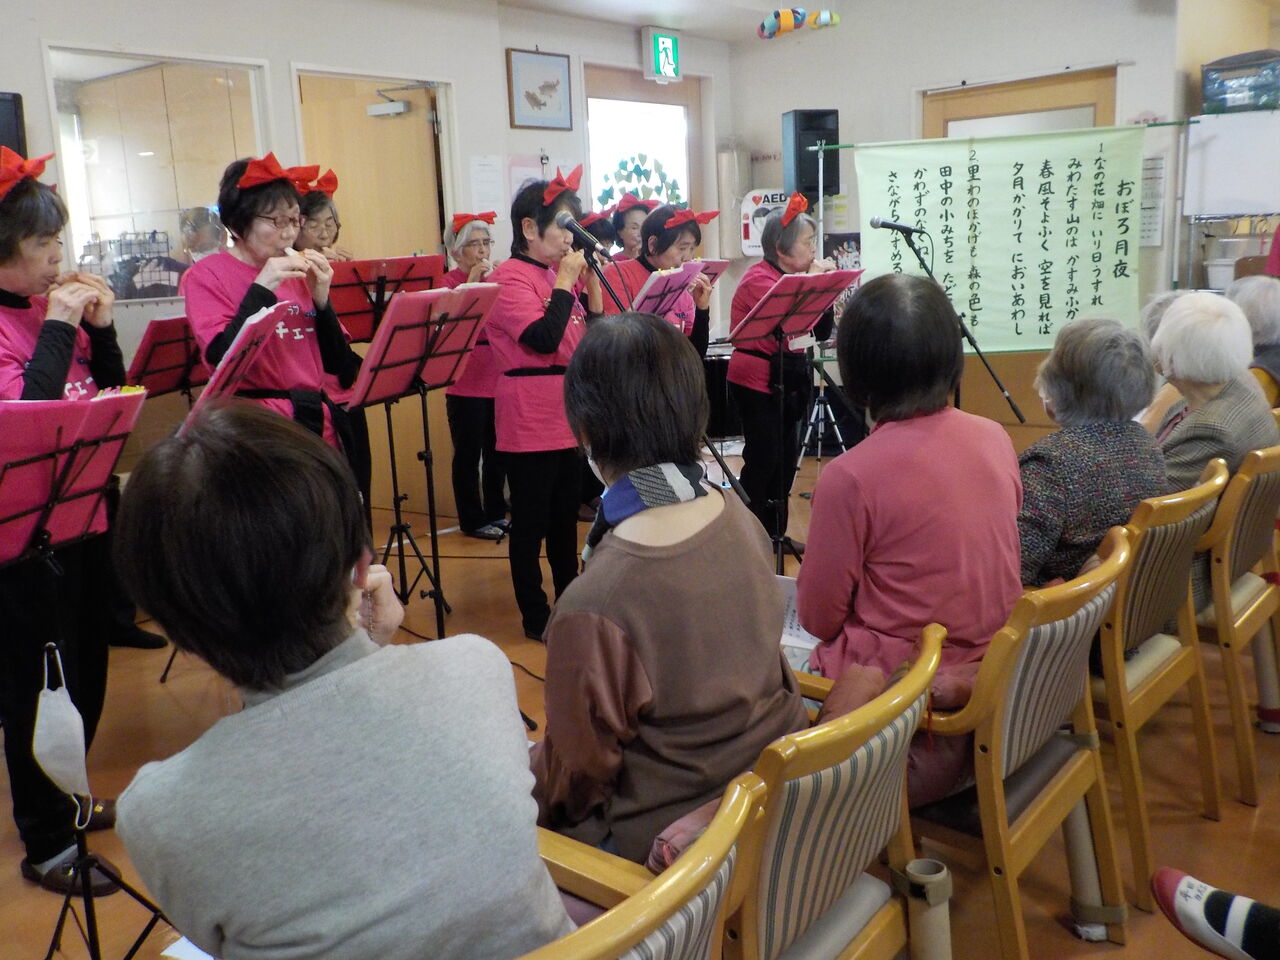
[584,216,617,248]
[216,158,302,240]
[114,404,371,691]
[640,204,701,265]
[0,178,68,263]
[565,312,707,472]
[759,208,815,263]
[837,274,962,422]
[509,178,580,257]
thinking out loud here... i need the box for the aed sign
[642,27,681,83]
[741,189,789,256]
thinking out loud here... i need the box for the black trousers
[446,395,507,532]
[733,380,812,539]
[504,448,581,634]
[0,536,112,863]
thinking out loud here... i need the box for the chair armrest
[793,669,833,702]
[537,827,653,908]
[925,703,981,736]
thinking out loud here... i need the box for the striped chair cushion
[1122,499,1217,652]
[619,849,736,960]
[754,694,926,960]
[1228,468,1280,581]
[1001,584,1115,775]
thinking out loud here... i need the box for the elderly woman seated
[1138,289,1188,432]
[1019,318,1167,587]
[530,311,808,862]
[1226,274,1280,406]
[1150,291,1279,492]
[114,406,572,960]
[795,273,1023,806]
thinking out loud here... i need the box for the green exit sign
[642,27,682,83]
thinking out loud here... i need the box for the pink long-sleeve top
[441,266,502,400]
[485,255,587,453]
[797,407,1023,687]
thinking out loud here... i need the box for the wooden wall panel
[163,64,237,209]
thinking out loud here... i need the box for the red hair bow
[451,210,496,234]
[305,169,339,196]
[0,146,54,203]
[780,192,809,226]
[542,164,583,206]
[664,209,719,230]
[579,211,607,227]
[237,152,317,191]
[616,192,659,215]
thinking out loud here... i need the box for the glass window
[587,98,689,211]
[48,49,263,300]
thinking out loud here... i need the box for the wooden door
[298,73,451,518]
[923,68,1117,451]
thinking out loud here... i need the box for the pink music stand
[178,303,288,435]
[631,261,704,318]
[728,268,861,571]
[329,254,447,342]
[696,259,731,287]
[346,284,499,637]
[126,315,210,402]
[0,391,146,568]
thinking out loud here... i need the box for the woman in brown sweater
[530,312,807,862]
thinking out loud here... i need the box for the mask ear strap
[41,642,66,691]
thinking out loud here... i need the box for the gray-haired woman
[1226,274,1280,406]
[1019,318,1167,586]
[1151,291,1279,493]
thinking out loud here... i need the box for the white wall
[726,0,1182,298]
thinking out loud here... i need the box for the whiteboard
[1184,111,1280,217]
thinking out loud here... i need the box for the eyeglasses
[255,214,302,231]
[463,239,494,249]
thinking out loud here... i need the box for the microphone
[869,216,926,235]
[555,210,616,261]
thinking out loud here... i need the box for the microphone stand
[899,230,1025,424]
[581,246,628,313]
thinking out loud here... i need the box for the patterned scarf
[583,462,708,563]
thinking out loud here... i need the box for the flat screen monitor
[0,93,26,156]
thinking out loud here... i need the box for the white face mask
[32,645,92,827]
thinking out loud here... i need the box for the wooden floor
[3,454,1280,959]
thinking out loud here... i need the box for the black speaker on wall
[782,109,838,203]
[0,93,27,156]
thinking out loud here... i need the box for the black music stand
[346,285,495,638]
[126,316,209,406]
[728,270,861,572]
[160,304,284,682]
[328,255,447,343]
[0,397,165,960]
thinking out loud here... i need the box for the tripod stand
[795,351,847,476]
[43,828,167,960]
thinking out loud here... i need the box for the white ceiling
[497,0,766,43]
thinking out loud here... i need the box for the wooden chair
[1093,460,1228,912]
[911,527,1131,960]
[1233,255,1270,279]
[1193,446,1280,805]
[525,775,758,960]
[722,625,944,960]
[536,630,943,960]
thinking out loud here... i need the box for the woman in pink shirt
[442,211,507,540]
[796,273,1022,806]
[181,154,360,459]
[728,195,836,545]
[610,193,658,261]
[600,204,715,357]
[486,168,601,639]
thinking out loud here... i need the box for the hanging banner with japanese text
[853,127,1144,353]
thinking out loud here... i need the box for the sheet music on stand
[178,303,288,435]
[126,315,210,397]
[329,255,447,342]
[695,259,731,287]
[630,261,704,318]
[728,269,863,349]
[346,283,498,409]
[0,390,147,568]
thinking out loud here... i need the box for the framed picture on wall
[506,48,572,130]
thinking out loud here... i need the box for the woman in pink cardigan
[796,273,1023,805]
